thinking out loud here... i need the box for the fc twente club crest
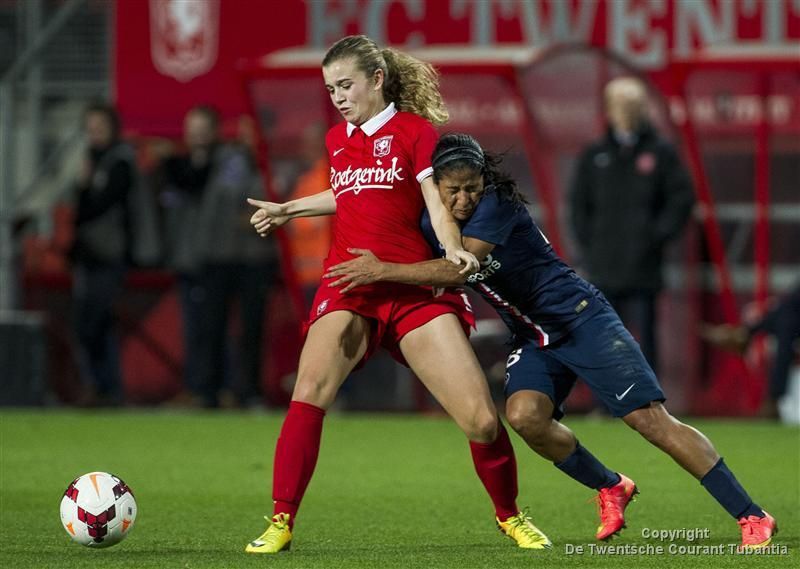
[150,0,219,82]
[373,135,393,158]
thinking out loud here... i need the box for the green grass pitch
[1,410,797,568]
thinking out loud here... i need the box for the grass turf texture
[1,411,797,569]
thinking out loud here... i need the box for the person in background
[286,123,332,306]
[70,102,136,406]
[569,77,695,375]
[160,105,277,408]
[702,283,800,419]
[159,106,215,405]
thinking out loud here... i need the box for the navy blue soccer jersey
[421,189,605,346]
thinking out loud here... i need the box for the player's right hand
[446,248,480,275]
[247,198,290,237]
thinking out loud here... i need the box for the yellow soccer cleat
[497,511,552,549]
[245,513,292,554]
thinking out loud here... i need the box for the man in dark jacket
[569,77,695,373]
[71,102,135,406]
[160,106,277,408]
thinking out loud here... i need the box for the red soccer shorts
[303,281,475,367]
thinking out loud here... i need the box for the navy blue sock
[700,458,763,519]
[555,442,620,490]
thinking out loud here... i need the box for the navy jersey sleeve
[461,191,520,246]
[419,209,443,257]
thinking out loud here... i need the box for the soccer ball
[60,472,137,548]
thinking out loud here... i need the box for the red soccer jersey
[325,103,438,266]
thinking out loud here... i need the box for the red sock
[469,422,519,521]
[272,400,326,527]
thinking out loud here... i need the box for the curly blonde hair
[322,35,449,126]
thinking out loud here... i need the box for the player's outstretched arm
[247,189,336,237]
[420,178,479,274]
[324,237,495,293]
[324,248,467,293]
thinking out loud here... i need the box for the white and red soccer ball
[60,472,137,548]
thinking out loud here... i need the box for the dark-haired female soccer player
[324,133,777,550]
[245,38,550,553]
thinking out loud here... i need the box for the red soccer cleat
[738,510,778,549]
[595,473,638,540]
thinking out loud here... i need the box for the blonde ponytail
[381,48,449,126]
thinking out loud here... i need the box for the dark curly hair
[431,133,528,205]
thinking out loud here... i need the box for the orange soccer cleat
[595,473,638,541]
[738,510,778,549]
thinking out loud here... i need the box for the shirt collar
[346,102,396,137]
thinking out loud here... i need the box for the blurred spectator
[701,283,800,419]
[287,123,331,305]
[569,77,695,374]
[70,102,135,406]
[159,106,277,408]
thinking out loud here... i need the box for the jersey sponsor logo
[316,299,329,316]
[467,254,502,283]
[149,0,220,82]
[373,135,393,157]
[330,157,405,197]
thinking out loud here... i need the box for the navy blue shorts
[504,306,665,419]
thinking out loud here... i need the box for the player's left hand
[446,248,479,275]
[324,248,383,294]
[247,198,290,237]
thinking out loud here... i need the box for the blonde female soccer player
[245,36,551,553]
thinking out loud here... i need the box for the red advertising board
[115,0,800,135]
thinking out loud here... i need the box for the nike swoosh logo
[89,473,101,498]
[333,148,345,156]
[616,383,636,400]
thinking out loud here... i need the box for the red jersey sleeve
[412,120,438,183]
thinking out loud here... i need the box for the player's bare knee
[507,409,549,442]
[623,406,666,444]
[505,394,551,437]
[465,411,498,443]
[292,371,338,408]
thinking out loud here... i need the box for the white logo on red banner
[373,135,393,158]
[150,0,219,82]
